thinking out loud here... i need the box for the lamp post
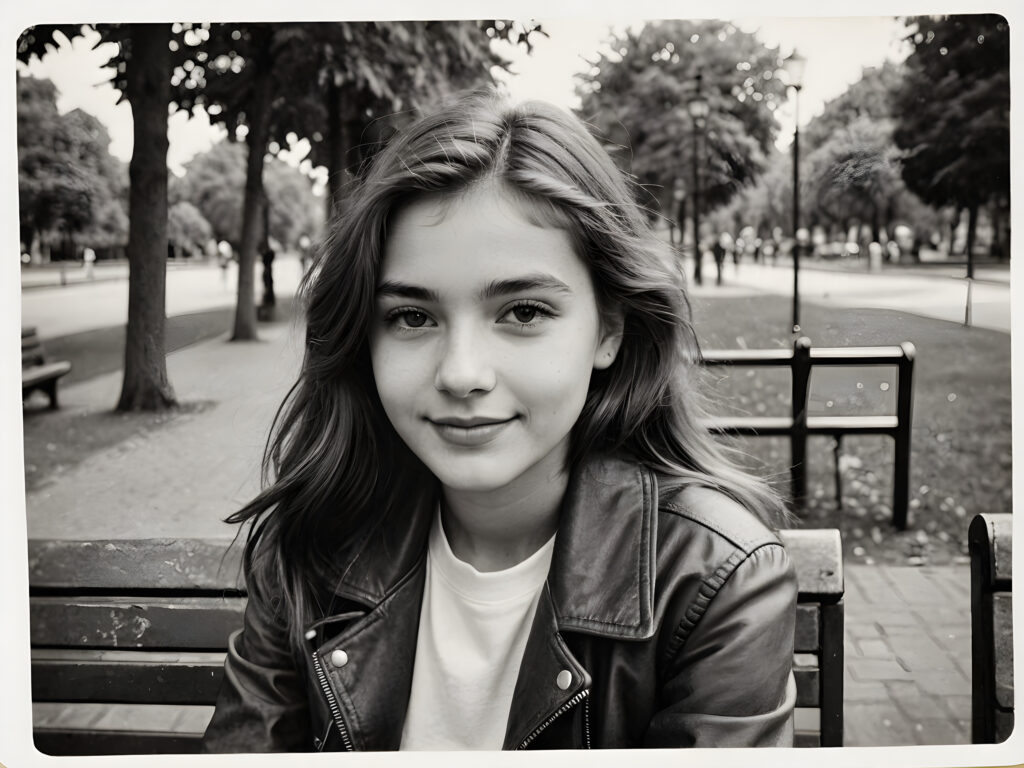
[688,72,709,286]
[783,50,806,334]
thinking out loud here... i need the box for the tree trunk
[117,23,176,412]
[231,33,274,342]
[966,203,978,279]
[950,206,962,255]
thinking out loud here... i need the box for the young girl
[202,91,797,752]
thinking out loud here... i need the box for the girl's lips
[428,417,517,446]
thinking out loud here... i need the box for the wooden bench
[702,336,916,529]
[28,531,844,753]
[22,326,72,409]
[969,513,1013,743]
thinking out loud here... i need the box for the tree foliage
[177,139,322,250]
[576,20,787,214]
[893,15,1009,211]
[17,75,128,254]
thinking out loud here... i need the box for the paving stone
[888,569,964,605]
[887,687,955,720]
[855,637,894,658]
[843,678,890,703]
[848,657,914,682]
[911,717,970,745]
[846,620,885,640]
[915,670,971,697]
[845,702,918,747]
[870,611,922,632]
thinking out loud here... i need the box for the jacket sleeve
[645,542,798,748]
[201,567,313,753]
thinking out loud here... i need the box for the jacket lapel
[502,584,592,749]
[549,454,657,641]
[314,556,426,750]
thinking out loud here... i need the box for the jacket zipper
[516,688,591,750]
[311,650,354,751]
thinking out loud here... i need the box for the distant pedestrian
[202,92,796,754]
[82,247,96,280]
[713,232,733,286]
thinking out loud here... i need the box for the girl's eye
[511,305,538,323]
[386,308,434,330]
[402,311,429,328]
[500,301,552,327]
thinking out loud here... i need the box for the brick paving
[843,563,973,746]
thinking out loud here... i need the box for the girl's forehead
[378,185,592,292]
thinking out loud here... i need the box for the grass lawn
[689,292,1011,566]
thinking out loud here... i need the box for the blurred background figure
[713,231,733,286]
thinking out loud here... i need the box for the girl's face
[369,184,622,498]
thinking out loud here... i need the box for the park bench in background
[702,336,916,529]
[22,326,72,409]
[970,513,1014,743]
[28,531,844,753]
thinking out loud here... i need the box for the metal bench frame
[702,336,916,529]
[970,513,1014,743]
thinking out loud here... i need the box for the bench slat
[33,651,226,705]
[794,604,819,652]
[22,361,72,387]
[794,731,820,748]
[794,665,819,708]
[31,596,245,649]
[805,415,899,432]
[29,539,243,591]
[994,592,1014,709]
[35,729,203,756]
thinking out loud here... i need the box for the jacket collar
[332,453,657,641]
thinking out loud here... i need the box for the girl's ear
[593,307,625,371]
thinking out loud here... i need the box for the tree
[178,139,322,251]
[893,14,1010,268]
[802,116,903,242]
[577,20,788,219]
[115,23,176,409]
[19,24,180,411]
[16,75,127,260]
[168,201,213,256]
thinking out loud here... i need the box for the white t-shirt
[399,512,556,750]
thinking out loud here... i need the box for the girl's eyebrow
[480,274,573,300]
[375,281,439,302]
[376,274,573,302]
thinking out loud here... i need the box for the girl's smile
[369,183,622,500]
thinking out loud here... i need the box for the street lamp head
[688,97,709,120]
[689,69,710,121]
[783,50,807,90]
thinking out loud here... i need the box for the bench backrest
[969,513,1013,743]
[22,326,46,369]
[29,531,844,752]
[702,336,916,529]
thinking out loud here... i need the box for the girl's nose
[433,329,496,397]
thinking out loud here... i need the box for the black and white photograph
[3,2,1018,765]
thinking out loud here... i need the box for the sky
[17,16,910,176]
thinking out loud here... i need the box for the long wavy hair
[229,90,786,657]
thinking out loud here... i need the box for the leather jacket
[202,454,797,751]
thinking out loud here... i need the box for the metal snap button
[556,670,572,690]
[331,649,349,668]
